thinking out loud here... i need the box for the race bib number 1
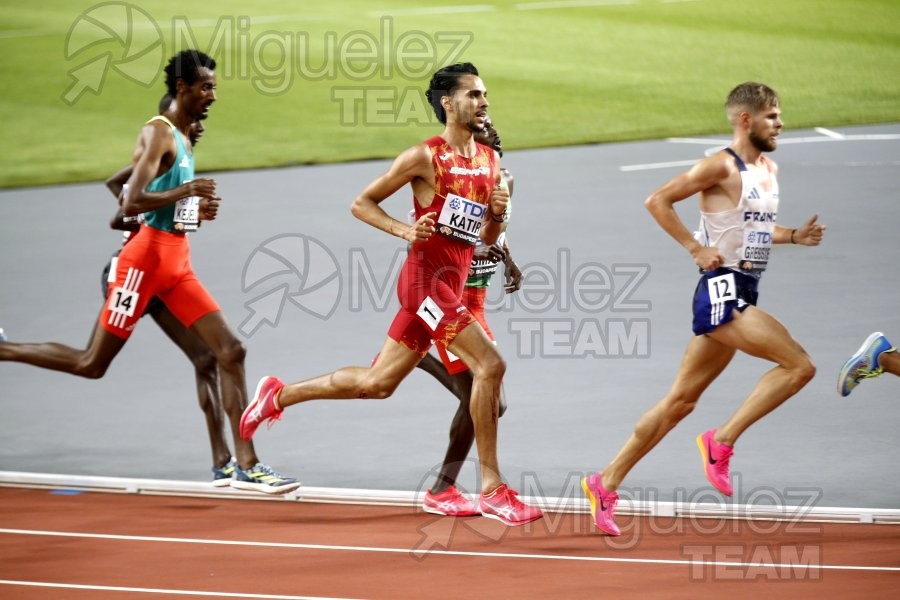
[416,297,444,331]
[707,273,737,304]
[174,196,200,232]
[107,286,139,317]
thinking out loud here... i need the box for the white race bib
[107,286,139,317]
[739,228,773,271]
[107,257,119,283]
[174,196,200,232]
[436,193,485,245]
[416,297,444,331]
[707,273,737,304]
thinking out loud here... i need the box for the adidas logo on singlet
[439,152,453,161]
[179,155,191,168]
[748,187,760,200]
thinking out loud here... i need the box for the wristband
[790,228,797,244]
[490,210,505,223]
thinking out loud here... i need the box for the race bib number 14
[107,286,139,317]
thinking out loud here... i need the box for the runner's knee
[74,356,110,379]
[215,339,246,369]
[790,356,816,390]
[663,389,699,421]
[471,352,506,382]
[358,373,401,399]
[191,348,217,379]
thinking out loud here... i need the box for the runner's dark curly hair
[164,50,216,97]
[426,62,479,124]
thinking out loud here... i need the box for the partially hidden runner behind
[416,116,523,516]
[239,63,542,526]
[838,332,899,396]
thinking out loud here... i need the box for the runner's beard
[749,129,777,152]
[464,113,486,133]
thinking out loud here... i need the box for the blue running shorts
[692,267,759,335]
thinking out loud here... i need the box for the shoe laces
[712,445,733,476]
[853,364,883,381]
[249,463,280,478]
[485,485,524,509]
[502,487,527,510]
[432,486,460,500]
[605,491,620,519]
[265,411,283,430]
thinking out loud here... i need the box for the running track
[1,487,898,598]
[2,125,899,597]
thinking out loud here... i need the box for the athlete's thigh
[445,321,500,373]
[670,334,736,396]
[151,306,213,362]
[159,275,220,330]
[370,335,426,385]
[708,306,807,365]
[190,310,240,357]
[101,244,161,339]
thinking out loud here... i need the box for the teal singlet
[142,116,197,233]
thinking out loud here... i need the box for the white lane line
[667,137,732,145]
[0,580,358,599]
[515,0,636,10]
[368,5,496,16]
[2,528,898,572]
[620,159,699,171]
[668,134,900,146]
[815,127,846,139]
[635,130,900,170]
[0,14,334,40]
[842,133,900,140]
[0,28,60,39]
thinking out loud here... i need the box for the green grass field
[1,0,898,188]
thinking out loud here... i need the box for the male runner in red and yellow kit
[417,116,524,517]
[241,63,542,526]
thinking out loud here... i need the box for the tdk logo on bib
[746,231,772,244]
[438,194,486,245]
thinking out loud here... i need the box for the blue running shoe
[231,463,301,494]
[211,457,237,487]
[838,332,895,397]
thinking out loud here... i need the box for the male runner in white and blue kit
[582,82,826,536]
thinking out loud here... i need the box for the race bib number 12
[707,273,737,304]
